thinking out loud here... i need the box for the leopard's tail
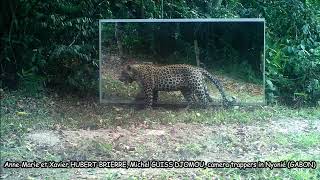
[200,68,235,107]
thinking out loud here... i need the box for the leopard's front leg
[153,90,159,105]
[143,86,154,109]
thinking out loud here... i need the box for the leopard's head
[119,64,137,84]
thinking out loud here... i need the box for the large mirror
[99,19,265,106]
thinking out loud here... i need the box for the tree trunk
[114,23,123,58]
[175,23,180,39]
[194,39,200,67]
[151,24,157,55]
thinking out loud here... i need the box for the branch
[68,33,79,47]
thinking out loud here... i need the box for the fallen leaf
[16,111,28,116]
[146,129,166,136]
[112,133,123,141]
[113,106,123,112]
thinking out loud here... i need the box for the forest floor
[1,89,319,179]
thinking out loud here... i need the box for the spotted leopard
[119,63,235,108]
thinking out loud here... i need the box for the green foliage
[1,0,319,105]
[262,0,320,106]
[1,0,111,93]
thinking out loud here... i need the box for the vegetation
[1,90,319,179]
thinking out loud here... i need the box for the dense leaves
[1,0,111,93]
[1,0,319,105]
[262,0,320,106]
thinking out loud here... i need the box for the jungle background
[1,0,320,179]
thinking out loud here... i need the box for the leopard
[119,63,235,108]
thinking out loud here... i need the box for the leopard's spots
[119,64,233,108]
